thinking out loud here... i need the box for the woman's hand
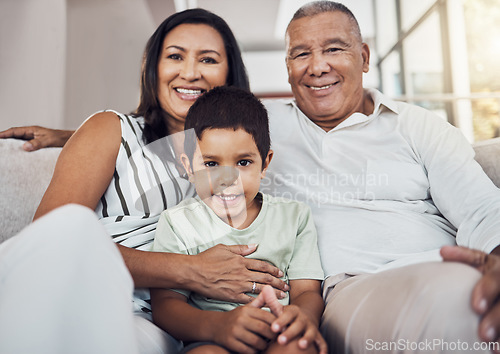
[189,244,289,303]
[0,126,74,151]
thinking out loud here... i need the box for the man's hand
[0,126,74,151]
[441,245,500,345]
[189,244,289,303]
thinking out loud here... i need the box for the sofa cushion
[0,139,61,243]
[473,137,500,188]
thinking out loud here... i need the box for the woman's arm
[151,288,277,353]
[0,126,74,151]
[33,113,120,219]
[124,243,287,301]
[33,113,288,301]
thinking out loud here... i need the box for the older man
[261,1,500,353]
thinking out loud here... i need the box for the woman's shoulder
[83,110,146,141]
[82,110,122,128]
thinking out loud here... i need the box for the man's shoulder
[262,98,296,114]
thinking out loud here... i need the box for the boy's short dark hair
[184,86,271,168]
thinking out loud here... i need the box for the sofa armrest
[0,139,61,243]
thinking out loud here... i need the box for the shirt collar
[366,87,399,116]
[289,88,400,133]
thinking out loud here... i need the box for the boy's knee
[186,344,230,354]
[266,339,318,354]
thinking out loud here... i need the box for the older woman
[0,8,287,354]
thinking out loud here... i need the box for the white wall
[0,0,157,131]
[0,0,378,130]
[0,0,67,130]
[64,0,156,128]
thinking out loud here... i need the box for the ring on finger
[252,282,257,294]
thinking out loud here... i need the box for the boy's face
[182,128,272,228]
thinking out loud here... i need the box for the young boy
[151,86,326,354]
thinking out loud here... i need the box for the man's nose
[308,53,330,77]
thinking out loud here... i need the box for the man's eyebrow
[288,38,351,56]
[323,38,351,47]
[288,44,310,57]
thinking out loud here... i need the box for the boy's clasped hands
[213,285,327,353]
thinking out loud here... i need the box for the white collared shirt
[262,88,500,278]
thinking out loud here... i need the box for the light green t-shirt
[152,193,324,312]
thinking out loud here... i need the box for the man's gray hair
[287,1,362,41]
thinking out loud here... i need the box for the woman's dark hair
[184,86,270,169]
[133,8,250,145]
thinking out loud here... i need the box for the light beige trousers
[321,262,495,353]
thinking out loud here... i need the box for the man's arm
[0,126,74,151]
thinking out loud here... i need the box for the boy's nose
[212,166,239,192]
[192,166,239,195]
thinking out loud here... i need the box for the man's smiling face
[285,11,370,131]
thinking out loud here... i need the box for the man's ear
[361,42,370,73]
[180,153,194,183]
[261,150,274,179]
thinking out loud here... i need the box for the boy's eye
[238,160,252,167]
[204,161,218,167]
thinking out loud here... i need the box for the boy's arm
[150,288,277,352]
[272,279,327,353]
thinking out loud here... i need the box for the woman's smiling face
[157,23,229,128]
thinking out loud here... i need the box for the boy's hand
[248,284,284,316]
[271,304,328,354]
[213,305,277,353]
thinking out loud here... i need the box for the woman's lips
[174,87,206,100]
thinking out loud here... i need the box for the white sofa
[1,137,500,243]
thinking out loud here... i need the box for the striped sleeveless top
[95,110,195,316]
